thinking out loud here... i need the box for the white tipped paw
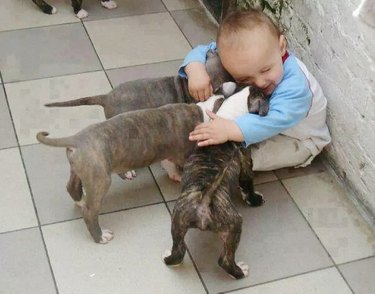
[75,199,86,208]
[99,229,114,244]
[169,173,182,182]
[124,170,137,180]
[237,261,249,277]
[51,6,57,14]
[162,249,172,262]
[76,9,88,19]
[101,0,117,9]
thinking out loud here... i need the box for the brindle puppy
[32,0,117,19]
[163,90,268,279]
[44,51,233,118]
[163,142,264,279]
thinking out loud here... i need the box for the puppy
[44,51,233,119]
[44,50,232,180]
[32,0,117,19]
[163,90,267,279]
[36,86,266,244]
[163,142,264,279]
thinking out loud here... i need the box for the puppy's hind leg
[238,150,264,207]
[66,168,84,207]
[80,173,113,244]
[218,213,248,279]
[161,159,182,182]
[163,213,188,266]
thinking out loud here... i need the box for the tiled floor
[0,1,374,293]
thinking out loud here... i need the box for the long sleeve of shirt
[178,42,217,78]
[234,54,313,146]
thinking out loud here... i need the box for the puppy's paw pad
[99,229,114,244]
[237,261,249,277]
[76,9,88,19]
[101,1,117,9]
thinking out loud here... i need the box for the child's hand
[189,111,244,147]
[185,62,213,101]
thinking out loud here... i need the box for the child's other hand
[185,62,213,101]
[189,111,244,147]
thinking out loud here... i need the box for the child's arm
[179,43,217,101]
[190,72,312,146]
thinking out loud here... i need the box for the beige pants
[250,134,313,171]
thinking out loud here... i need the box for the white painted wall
[278,0,375,222]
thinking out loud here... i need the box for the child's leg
[250,135,313,171]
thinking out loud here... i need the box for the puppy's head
[206,50,234,94]
[247,86,269,116]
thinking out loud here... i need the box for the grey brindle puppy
[36,86,267,244]
[163,91,267,280]
[45,51,233,118]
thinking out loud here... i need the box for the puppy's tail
[36,132,76,148]
[201,165,229,206]
[44,94,106,108]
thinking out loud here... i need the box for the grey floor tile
[22,143,164,225]
[150,162,181,202]
[162,0,201,11]
[171,8,217,47]
[0,23,101,83]
[107,60,183,87]
[282,172,375,264]
[0,0,79,32]
[253,171,278,185]
[0,228,56,294]
[274,155,326,180]
[0,148,38,233]
[84,13,191,69]
[5,71,109,146]
[182,181,332,292]
[0,86,17,149]
[83,0,166,21]
[339,257,375,294]
[228,267,351,294]
[42,204,206,294]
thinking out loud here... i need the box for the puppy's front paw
[245,191,265,207]
[101,1,118,9]
[99,229,114,244]
[76,9,88,19]
[118,170,137,180]
[162,249,183,266]
[236,261,249,278]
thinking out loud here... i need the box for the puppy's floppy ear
[212,97,225,113]
[247,87,270,116]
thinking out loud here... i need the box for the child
[179,8,331,171]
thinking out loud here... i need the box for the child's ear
[279,35,287,55]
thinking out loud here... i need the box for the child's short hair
[217,8,281,46]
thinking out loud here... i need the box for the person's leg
[250,135,313,171]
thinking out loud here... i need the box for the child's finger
[206,110,218,120]
[197,138,215,147]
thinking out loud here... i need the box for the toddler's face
[219,27,286,95]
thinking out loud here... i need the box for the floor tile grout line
[0,72,60,294]
[220,264,344,294]
[279,179,355,294]
[0,9,172,34]
[147,166,210,294]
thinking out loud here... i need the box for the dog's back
[174,142,241,231]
